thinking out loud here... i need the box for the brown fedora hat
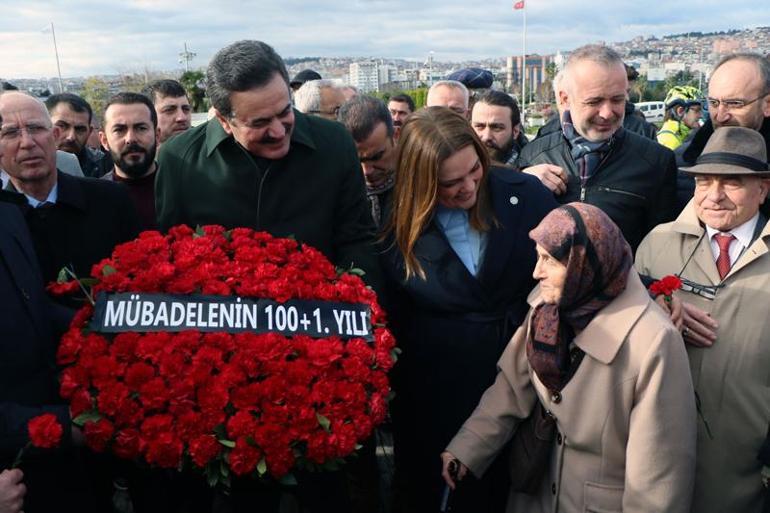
[681,126,770,176]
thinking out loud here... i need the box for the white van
[634,101,666,123]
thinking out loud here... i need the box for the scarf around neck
[561,110,619,185]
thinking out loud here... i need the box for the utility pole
[179,42,196,73]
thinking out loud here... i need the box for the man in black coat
[0,200,98,513]
[517,45,677,251]
[0,92,140,289]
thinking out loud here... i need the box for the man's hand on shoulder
[522,164,568,195]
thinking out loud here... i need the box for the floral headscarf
[527,203,632,392]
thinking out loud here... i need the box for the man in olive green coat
[636,126,770,513]
[155,40,382,294]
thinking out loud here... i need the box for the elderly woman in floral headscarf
[441,203,697,513]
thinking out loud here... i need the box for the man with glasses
[636,126,770,513]
[0,92,140,294]
[293,79,345,121]
[682,53,770,166]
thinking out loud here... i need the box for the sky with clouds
[1,0,769,79]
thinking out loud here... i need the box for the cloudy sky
[1,0,768,79]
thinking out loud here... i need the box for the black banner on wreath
[90,292,373,342]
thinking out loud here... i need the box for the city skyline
[1,0,769,79]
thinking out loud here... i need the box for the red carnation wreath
[51,225,397,487]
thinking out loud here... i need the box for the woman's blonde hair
[384,107,492,280]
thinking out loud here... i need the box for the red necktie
[714,233,735,280]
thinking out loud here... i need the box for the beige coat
[447,273,696,513]
[636,202,770,513]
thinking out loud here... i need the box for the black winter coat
[517,128,678,251]
[381,168,558,512]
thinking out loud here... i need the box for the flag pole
[521,5,526,119]
[49,22,64,93]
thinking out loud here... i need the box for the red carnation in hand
[28,414,63,449]
[649,275,683,301]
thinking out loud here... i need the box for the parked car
[635,101,666,123]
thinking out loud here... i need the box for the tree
[80,77,110,120]
[629,73,649,103]
[180,70,206,112]
[663,70,698,94]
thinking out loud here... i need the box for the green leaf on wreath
[354,444,363,451]
[279,473,298,486]
[256,457,267,476]
[218,439,236,448]
[222,229,232,242]
[347,267,366,277]
[73,411,102,426]
[57,267,69,283]
[390,347,401,363]
[79,278,99,287]
[316,414,331,432]
[102,265,117,277]
[193,225,206,238]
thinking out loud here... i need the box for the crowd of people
[1,38,769,513]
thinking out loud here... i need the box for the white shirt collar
[705,213,759,249]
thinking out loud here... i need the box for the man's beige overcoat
[636,202,770,513]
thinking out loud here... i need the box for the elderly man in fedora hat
[636,126,770,513]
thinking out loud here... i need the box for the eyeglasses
[0,123,52,141]
[706,91,769,111]
[678,277,724,301]
[308,106,341,117]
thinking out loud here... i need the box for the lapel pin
[509,196,519,205]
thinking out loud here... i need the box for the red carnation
[113,428,142,459]
[145,432,184,469]
[84,418,115,452]
[46,279,81,296]
[226,410,259,440]
[27,414,63,449]
[649,275,682,301]
[189,435,222,467]
[229,437,262,476]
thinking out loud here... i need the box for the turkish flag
[514,0,525,9]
